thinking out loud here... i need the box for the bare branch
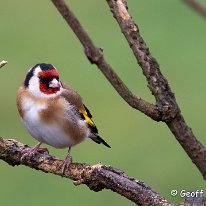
[107,0,177,113]
[106,0,206,179]
[182,0,206,18]
[51,0,161,121]
[183,194,205,206]
[0,137,173,206]
[0,60,8,69]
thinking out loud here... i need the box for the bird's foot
[36,147,49,155]
[20,143,48,162]
[21,147,38,162]
[59,155,72,175]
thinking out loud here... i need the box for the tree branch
[51,0,161,121]
[107,0,178,117]
[0,60,8,69]
[182,0,206,18]
[106,0,206,180]
[0,137,173,206]
[183,194,205,206]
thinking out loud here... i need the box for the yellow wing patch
[79,109,96,127]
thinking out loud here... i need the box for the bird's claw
[20,147,36,162]
[36,147,49,154]
[20,145,49,162]
[58,155,72,175]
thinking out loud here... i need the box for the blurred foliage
[1,0,206,205]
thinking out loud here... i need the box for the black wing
[79,105,111,148]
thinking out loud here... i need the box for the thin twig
[106,0,206,180]
[0,60,8,69]
[0,137,173,206]
[182,0,206,18]
[51,0,161,121]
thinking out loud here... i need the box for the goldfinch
[16,63,110,172]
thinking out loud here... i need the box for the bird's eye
[56,76,59,81]
[39,76,47,82]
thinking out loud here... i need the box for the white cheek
[28,76,42,97]
[28,66,42,97]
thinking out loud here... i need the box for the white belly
[22,98,79,148]
[23,118,74,148]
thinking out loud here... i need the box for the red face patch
[38,69,60,95]
[38,69,59,79]
[39,82,60,94]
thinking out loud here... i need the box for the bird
[16,63,111,172]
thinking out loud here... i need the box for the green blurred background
[1,0,206,205]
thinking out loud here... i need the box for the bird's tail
[90,134,111,148]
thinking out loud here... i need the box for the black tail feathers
[90,134,111,148]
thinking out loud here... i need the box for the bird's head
[24,63,62,97]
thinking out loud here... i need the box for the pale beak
[49,78,61,88]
